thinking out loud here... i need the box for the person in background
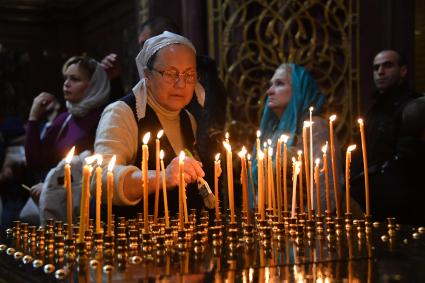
[0,83,28,229]
[251,63,345,214]
[25,56,110,203]
[351,50,424,224]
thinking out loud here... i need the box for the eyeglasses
[152,68,197,84]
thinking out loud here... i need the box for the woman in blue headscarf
[251,63,343,213]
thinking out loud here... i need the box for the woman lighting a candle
[94,32,208,219]
[251,63,344,214]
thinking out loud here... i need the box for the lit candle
[321,143,331,213]
[247,154,257,211]
[329,114,341,217]
[276,137,282,221]
[314,158,322,216]
[309,107,314,210]
[238,147,250,224]
[107,155,116,236]
[142,132,150,232]
[291,158,300,218]
[358,118,370,216]
[257,151,265,220]
[95,154,103,233]
[297,150,304,213]
[223,141,235,223]
[178,151,185,229]
[282,135,289,212]
[345,145,356,214]
[64,146,75,237]
[267,146,276,216]
[214,153,221,220]
[263,141,268,208]
[255,130,261,155]
[275,137,282,222]
[154,129,163,224]
[79,155,95,242]
[159,150,169,228]
[303,122,312,216]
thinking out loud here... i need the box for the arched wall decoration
[208,0,360,149]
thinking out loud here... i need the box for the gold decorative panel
[208,0,359,149]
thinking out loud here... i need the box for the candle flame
[315,158,321,165]
[157,129,164,139]
[85,154,98,165]
[268,147,273,156]
[108,155,116,171]
[256,130,261,138]
[321,142,328,153]
[347,144,356,152]
[329,114,336,122]
[267,139,272,146]
[223,141,231,152]
[237,149,246,158]
[263,141,267,148]
[96,154,103,166]
[179,151,186,162]
[309,106,314,112]
[225,132,229,139]
[294,161,301,175]
[215,153,220,161]
[281,134,289,144]
[247,153,251,161]
[292,157,297,163]
[65,146,75,163]
[297,150,302,156]
[160,150,164,160]
[258,151,264,160]
[142,132,151,144]
[303,121,313,128]
[357,118,364,125]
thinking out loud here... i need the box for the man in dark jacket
[351,50,424,225]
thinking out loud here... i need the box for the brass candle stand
[241,223,255,245]
[3,204,414,283]
[226,221,239,252]
[345,212,353,231]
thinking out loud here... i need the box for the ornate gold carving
[208,0,359,148]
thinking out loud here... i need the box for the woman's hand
[30,182,43,204]
[29,92,57,121]
[165,156,205,189]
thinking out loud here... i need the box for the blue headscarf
[250,64,325,206]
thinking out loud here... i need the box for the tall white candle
[358,118,370,216]
[95,154,103,233]
[223,141,235,223]
[107,155,116,236]
[329,115,341,217]
[309,107,314,210]
[64,146,75,237]
[345,145,356,214]
[291,158,300,218]
[154,129,163,224]
[142,132,150,232]
[159,150,169,228]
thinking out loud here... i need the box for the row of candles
[222,111,371,224]
[61,111,370,242]
[63,129,197,242]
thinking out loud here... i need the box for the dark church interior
[0,0,424,281]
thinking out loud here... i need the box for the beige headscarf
[66,63,111,117]
[132,31,205,120]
